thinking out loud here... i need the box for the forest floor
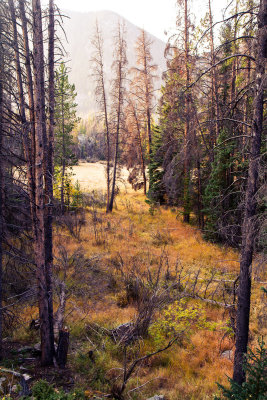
[2,165,266,400]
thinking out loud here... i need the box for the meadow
[6,164,266,400]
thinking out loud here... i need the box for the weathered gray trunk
[132,103,147,194]
[45,0,55,363]
[32,0,54,366]
[183,0,190,223]
[0,15,3,360]
[54,281,66,336]
[233,0,266,384]
[108,24,126,212]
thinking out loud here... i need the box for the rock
[0,377,7,392]
[111,322,135,343]
[18,346,32,354]
[22,374,31,382]
[221,350,233,360]
[29,319,40,330]
[33,343,41,352]
[146,396,165,400]
[22,358,36,363]
[31,343,41,356]
[11,385,19,393]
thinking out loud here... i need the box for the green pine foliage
[55,62,80,170]
[54,62,80,210]
[215,339,267,400]
[203,129,247,246]
[147,125,165,204]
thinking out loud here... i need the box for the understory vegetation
[1,189,266,400]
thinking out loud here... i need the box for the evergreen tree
[215,339,267,400]
[147,126,165,204]
[202,129,246,246]
[54,62,79,212]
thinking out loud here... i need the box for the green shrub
[24,380,85,400]
[149,299,218,346]
[215,338,267,400]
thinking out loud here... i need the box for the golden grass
[50,189,249,399]
[12,181,266,399]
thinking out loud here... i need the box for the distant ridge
[60,9,166,117]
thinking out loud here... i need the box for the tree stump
[56,329,69,368]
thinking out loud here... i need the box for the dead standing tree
[91,20,111,213]
[124,97,147,194]
[233,0,267,385]
[190,0,266,384]
[0,6,4,360]
[108,21,127,212]
[130,29,158,167]
[32,0,55,365]
[46,0,56,362]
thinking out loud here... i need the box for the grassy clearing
[5,185,266,400]
[53,191,239,399]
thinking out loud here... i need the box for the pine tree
[202,129,245,245]
[54,62,79,213]
[215,339,267,400]
[147,126,165,204]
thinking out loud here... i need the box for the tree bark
[0,15,3,360]
[45,0,55,363]
[183,0,190,223]
[32,0,54,366]
[91,21,111,213]
[208,0,219,152]
[108,23,127,212]
[18,0,36,232]
[56,329,69,368]
[132,103,147,194]
[233,0,266,385]
[9,0,36,230]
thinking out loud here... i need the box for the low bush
[23,380,86,400]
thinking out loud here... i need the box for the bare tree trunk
[45,0,55,362]
[91,21,111,213]
[8,0,36,229]
[32,0,54,366]
[183,0,190,223]
[18,0,36,230]
[0,15,3,360]
[109,110,120,213]
[208,0,219,152]
[132,103,147,194]
[197,159,204,229]
[54,281,66,336]
[233,0,266,384]
[108,23,127,212]
[60,91,66,213]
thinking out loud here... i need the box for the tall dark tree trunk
[136,118,147,196]
[183,0,190,223]
[0,15,3,360]
[208,0,219,153]
[108,23,127,212]
[8,0,36,228]
[60,91,66,214]
[233,0,267,385]
[19,0,36,234]
[45,0,55,362]
[108,109,120,212]
[32,0,54,366]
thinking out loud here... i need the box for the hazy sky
[54,0,227,41]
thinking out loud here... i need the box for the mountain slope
[60,10,166,117]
